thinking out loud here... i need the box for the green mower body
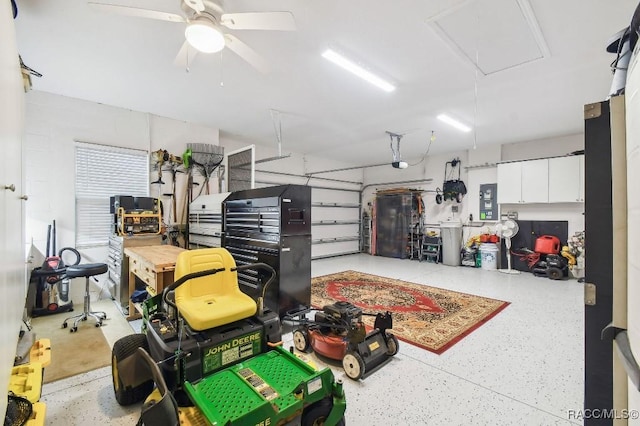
[113,290,346,426]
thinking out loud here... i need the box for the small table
[124,245,185,320]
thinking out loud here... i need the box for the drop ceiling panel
[433,0,545,75]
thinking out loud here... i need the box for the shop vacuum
[29,221,80,317]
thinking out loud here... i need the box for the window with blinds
[75,142,148,248]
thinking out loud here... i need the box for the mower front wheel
[301,398,346,426]
[342,351,365,380]
[293,328,310,352]
[112,334,154,406]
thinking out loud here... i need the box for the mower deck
[185,345,343,425]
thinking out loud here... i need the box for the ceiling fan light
[185,20,225,53]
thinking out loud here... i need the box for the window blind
[75,142,148,248]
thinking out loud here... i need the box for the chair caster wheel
[62,323,67,329]
[95,323,102,327]
[82,317,87,321]
[70,327,77,333]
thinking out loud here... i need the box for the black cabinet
[223,185,311,317]
[374,191,423,259]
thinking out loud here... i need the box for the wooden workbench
[124,245,185,320]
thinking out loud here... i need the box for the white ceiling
[13,0,637,165]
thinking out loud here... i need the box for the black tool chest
[223,185,311,317]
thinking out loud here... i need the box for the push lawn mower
[111,248,346,426]
[288,301,399,381]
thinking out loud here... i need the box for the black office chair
[62,263,108,332]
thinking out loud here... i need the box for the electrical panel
[479,183,498,221]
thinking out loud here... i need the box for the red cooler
[535,235,560,254]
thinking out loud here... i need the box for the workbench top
[124,245,185,271]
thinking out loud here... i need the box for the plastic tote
[440,221,463,266]
[479,243,499,270]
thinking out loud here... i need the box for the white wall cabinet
[497,158,548,203]
[496,161,522,203]
[548,155,585,202]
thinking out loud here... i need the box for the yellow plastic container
[25,402,46,426]
[29,339,51,368]
[9,362,43,403]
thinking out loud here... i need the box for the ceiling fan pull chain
[220,51,224,86]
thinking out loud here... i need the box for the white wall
[23,91,219,299]
[501,133,584,162]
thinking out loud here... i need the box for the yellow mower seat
[174,248,257,331]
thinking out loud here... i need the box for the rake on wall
[187,143,225,197]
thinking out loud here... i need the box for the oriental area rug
[311,271,510,354]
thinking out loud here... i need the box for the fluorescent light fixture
[437,114,472,132]
[322,49,395,92]
[185,18,225,53]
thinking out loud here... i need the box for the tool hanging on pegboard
[435,157,467,204]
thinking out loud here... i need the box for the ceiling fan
[88,0,296,73]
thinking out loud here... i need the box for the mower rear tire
[386,333,400,356]
[301,398,346,426]
[547,267,563,280]
[293,328,310,352]
[112,334,153,406]
[342,351,365,380]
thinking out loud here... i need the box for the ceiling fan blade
[183,0,205,13]
[224,34,270,73]
[220,12,296,31]
[173,40,199,70]
[88,2,185,23]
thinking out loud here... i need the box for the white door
[548,156,581,203]
[497,162,522,204]
[521,158,549,203]
[0,1,26,417]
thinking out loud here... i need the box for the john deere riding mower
[111,248,346,426]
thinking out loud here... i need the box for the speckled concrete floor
[41,254,583,425]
